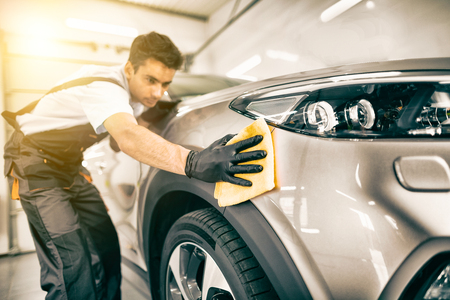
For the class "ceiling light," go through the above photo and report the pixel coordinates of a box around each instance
[226,55,261,82]
[320,0,363,23]
[66,18,138,37]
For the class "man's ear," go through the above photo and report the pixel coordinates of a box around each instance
[124,61,134,80]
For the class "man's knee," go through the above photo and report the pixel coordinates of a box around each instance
[87,218,121,273]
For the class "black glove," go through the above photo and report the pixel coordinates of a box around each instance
[140,100,181,123]
[185,134,267,186]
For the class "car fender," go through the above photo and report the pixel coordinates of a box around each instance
[139,168,314,300]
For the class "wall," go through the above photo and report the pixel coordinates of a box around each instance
[194,0,450,80]
[0,0,209,254]
[0,31,8,255]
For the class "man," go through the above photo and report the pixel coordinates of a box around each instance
[2,32,266,299]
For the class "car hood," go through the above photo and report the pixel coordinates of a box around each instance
[178,57,450,113]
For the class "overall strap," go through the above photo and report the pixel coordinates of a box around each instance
[1,77,124,130]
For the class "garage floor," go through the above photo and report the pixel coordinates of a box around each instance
[0,252,149,300]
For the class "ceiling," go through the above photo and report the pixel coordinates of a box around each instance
[116,0,232,21]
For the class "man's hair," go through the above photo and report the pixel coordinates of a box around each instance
[128,31,183,72]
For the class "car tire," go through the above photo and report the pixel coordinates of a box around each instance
[159,208,279,300]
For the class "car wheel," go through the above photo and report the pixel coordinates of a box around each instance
[160,208,279,300]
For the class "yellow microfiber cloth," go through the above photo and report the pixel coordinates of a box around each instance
[214,118,275,207]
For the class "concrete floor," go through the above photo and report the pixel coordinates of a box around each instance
[0,252,149,300]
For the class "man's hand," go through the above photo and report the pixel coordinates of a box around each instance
[185,134,267,186]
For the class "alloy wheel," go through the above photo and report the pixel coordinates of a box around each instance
[166,242,234,300]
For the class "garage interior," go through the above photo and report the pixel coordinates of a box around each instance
[1,0,450,299]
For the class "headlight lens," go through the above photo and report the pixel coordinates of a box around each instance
[424,264,450,299]
[345,99,376,130]
[304,101,337,132]
[229,81,450,138]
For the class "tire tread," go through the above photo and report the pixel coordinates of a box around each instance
[183,208,279,300]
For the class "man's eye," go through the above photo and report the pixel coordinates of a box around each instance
[148,78,156,83]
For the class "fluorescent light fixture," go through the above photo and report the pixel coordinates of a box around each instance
[320,0,362,23]
[266,50,299,62]
[226,55,261,82]
[66,18,138,37]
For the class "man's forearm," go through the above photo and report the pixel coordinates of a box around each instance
[116,124,190,175]
[104,112,189,175]
[104,112,266,185]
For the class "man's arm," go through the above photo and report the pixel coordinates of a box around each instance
[104,112,190,175]
[104,112,267,186]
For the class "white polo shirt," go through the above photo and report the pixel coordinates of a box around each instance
[16,64,144,135]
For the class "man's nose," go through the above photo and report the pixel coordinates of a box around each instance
[151,85,163,99]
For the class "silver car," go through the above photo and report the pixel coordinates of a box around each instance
[83,58,450,300]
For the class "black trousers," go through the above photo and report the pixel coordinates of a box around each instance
[8,170,121,300]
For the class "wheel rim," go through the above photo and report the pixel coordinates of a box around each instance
[166,242,234,300]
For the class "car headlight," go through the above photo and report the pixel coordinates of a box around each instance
[344,99,376,130]
[399,253,450,300]
[230,81,450,138]
[419,106,450,126]
[423,263,450,299]
[304,101,337,132]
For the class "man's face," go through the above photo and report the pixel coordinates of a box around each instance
[125,58,176,107]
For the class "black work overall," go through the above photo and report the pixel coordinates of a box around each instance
[2,78,123,300]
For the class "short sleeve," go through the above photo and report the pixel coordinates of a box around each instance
[77,81,133,134]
